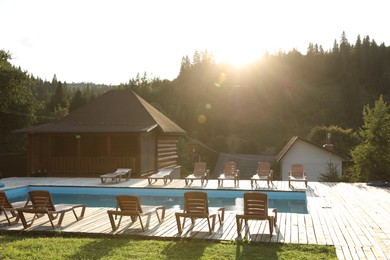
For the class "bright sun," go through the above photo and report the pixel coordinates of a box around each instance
[213,41,267,68]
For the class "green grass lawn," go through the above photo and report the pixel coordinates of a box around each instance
[0,233,337,259]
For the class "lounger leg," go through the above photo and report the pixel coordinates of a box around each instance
[273,209,278,225]
[175,214,182,233]
[3,210,20,225]
[236,216,242,236]
[17,210,40,229]
[71,205,86,221]
[218,208,225,224]
[207,215,216,233]
[138,215,145,231]
[17,211,29,228]
[155,206,165,222]
[108,211,122,231]
[269,217,274,235]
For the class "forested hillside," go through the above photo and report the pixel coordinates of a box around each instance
[1,33,390,156]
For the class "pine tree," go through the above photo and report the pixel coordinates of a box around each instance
[351,96,390,181]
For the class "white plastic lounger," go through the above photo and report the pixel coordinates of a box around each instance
[100,168,132,183]
[148,168,174,185]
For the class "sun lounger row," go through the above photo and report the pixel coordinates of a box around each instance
[1,190,277,237]
[98,162,307,189]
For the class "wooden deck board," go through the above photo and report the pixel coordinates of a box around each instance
[1,178,390,260]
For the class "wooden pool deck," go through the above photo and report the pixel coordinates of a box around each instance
[1,177,389,260]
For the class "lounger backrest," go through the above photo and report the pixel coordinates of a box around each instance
[0,191,13,209]
[28,190,56,211]
[116,195,142,213]
[257,162,270,177]
[193,162,206,176]
[224,162,237,176]
[243,192,268,217]
[116,168,131,174]
[184,192,209,215]
[291,164,304,178]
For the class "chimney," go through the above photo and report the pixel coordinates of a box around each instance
[323,143,334,151]
[323,132,334,151]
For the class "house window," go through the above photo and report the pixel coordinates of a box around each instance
[52,136,77,157]
[111,135,137,157]
[81,136,107,157]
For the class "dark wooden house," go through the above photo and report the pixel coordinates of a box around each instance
[14,90,186,177]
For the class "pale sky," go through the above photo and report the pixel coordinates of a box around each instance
[1,0,389,85]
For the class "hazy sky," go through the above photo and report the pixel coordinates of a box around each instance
[1,0,389,85]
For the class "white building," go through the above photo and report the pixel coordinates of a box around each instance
[276,136,348,182]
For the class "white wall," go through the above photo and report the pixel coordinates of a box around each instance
[280,139,344,182]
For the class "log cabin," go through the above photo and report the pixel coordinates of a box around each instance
[13,90,186,177]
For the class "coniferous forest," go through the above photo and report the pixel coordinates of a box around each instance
[1,33,390,180]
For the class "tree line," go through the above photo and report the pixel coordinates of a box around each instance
[1,32,389,181]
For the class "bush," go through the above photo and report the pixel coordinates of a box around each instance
[319,161,340,182]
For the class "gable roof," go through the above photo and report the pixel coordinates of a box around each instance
[276,136,348,162]
[14,90,186,134]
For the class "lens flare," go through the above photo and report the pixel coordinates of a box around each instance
[215,72,226,87]
[205,103,212,110]
[197,114,207,124]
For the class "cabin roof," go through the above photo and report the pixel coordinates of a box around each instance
[276,136,348,162]
[14,90,186,135]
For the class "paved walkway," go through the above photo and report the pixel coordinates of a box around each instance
[0,177,389,260]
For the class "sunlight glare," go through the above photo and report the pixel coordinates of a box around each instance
[215,44,264,68]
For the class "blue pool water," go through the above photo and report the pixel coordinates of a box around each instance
[5,186,308,214]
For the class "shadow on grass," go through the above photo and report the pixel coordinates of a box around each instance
[161,240,208,259]
[68,237,131,259]
[235,241,280,259]
[236,241,337,260]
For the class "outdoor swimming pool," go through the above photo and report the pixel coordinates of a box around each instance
[5,186,308,213]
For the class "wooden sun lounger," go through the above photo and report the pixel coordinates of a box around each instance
[0,191,31,225]
[17,190,86,229]
[288,164,308,188]
[107,195,165,231]
[184,162,209,186]
[175,191,225,234]
[217,162,240,187]
[147,168,174,185]
[236,192,277,237]
[100,168,132,183]
[250,162,273,188]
